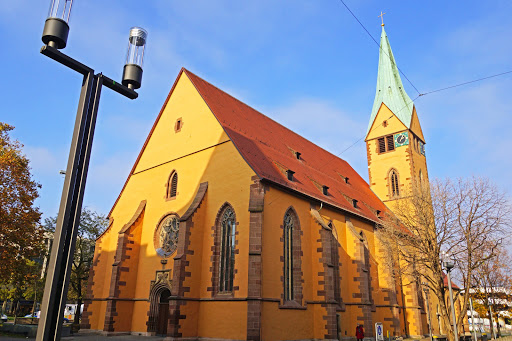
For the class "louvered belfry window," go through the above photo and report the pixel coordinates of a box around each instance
[378,137,386,153]
[386,135,395,151]
[390,169,400,197]
[378,134,396,154]
[284,211,294,301]
[168,172,178,198]
[219,206,236,292]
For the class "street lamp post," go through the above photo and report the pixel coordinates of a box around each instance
[422,283,433,341]
[443,254,459,341]
[36,1,147,340]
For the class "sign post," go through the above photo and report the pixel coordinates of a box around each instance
[376,323,384,341]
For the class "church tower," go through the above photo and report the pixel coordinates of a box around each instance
[366,24,435,338]
[366,25,428,209]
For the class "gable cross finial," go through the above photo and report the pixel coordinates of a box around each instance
[379,11,386,26]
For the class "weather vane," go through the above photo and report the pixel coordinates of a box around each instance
[378,11,386,26]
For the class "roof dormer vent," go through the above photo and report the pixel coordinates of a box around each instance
[345,177,349,184]
[295,151,301,160]
[322,185,329,196]
[352,199,358,208]
[286,170,295,181]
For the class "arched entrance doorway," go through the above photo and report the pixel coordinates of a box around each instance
[157,289,170,335]
[146,269,172,335]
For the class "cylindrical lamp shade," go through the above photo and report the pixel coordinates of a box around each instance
[47,0,73,22]
[42,0,73,49]
[122,27,148,90]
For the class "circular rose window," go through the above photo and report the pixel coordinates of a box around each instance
[155,215,180,258]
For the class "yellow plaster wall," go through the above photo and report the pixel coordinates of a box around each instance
[259,184,408,340]
[409,108,425,142]
[366,104,407,141]
[134,73,230,173]
[87,71,255,337]
[260,186,319,340]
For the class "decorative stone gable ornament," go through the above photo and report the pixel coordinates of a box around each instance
[154,215,179,257]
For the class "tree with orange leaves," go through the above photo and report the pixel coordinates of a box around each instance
[0,122,43,283]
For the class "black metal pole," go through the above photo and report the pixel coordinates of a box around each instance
[37,44,137,341]
[36,73,102,341]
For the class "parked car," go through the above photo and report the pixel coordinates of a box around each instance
[1,314,7,322]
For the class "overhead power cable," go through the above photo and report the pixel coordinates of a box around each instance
[418,70,512,97]
[337,0,421,96]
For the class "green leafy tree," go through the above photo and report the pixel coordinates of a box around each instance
[45,208,108,324]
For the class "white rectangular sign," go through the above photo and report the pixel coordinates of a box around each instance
[375,322,384,341]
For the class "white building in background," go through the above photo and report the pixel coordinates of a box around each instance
[467,287,512,334]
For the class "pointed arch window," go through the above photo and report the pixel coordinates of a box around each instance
[219,206,236,292]
[284,211,294,301]
[390,169,400,197]
[282,208,302,305]
[167,171,178,199]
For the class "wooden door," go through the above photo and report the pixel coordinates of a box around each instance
[157,289,171,335]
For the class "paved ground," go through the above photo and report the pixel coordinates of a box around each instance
[0,330,165,340]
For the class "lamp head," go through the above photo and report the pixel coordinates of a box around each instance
[122,27,148,90]
[441,251,455,271]
[42,0,73,49]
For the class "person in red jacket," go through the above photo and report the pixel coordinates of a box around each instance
[356,324,365,341]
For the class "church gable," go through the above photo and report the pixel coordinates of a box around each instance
[366,103,408,141]
[134,71,230,174]
[409,107,425,142]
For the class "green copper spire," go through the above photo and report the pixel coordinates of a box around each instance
[367,26,414,135]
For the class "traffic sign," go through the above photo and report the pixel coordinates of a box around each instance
[375,322,384,341]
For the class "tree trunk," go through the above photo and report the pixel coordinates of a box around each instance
[496,315,501,338]
[488,306,495,339]
[73,298,82,325]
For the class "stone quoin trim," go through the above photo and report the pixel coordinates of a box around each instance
[81,217,113,330]
[311,207,343,339]
[103,200,146,333]
[347,218,375,337]
[376,242,401,336]
[247,176,265,341]
[166,182,208,337]
[208,202,240,297]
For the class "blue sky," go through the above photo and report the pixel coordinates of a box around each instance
[2,0,512,225]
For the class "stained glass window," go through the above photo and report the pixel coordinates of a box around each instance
[158,215,179,257]
[284,211,294,301]
[219,207,236,292]
[390,169,400,197]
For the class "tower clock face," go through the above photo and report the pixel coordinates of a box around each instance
[394,132,409,148]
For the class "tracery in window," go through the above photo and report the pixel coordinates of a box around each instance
[155,215,180,258]
[219,206,236,292]
[283,211,294,301]
[390,169,400,197]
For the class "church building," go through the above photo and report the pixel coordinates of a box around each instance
[82,26,437,340]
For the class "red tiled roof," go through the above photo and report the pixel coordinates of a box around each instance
[184,69,389,223]
[443,273,461,290]
[109,68,391,223]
